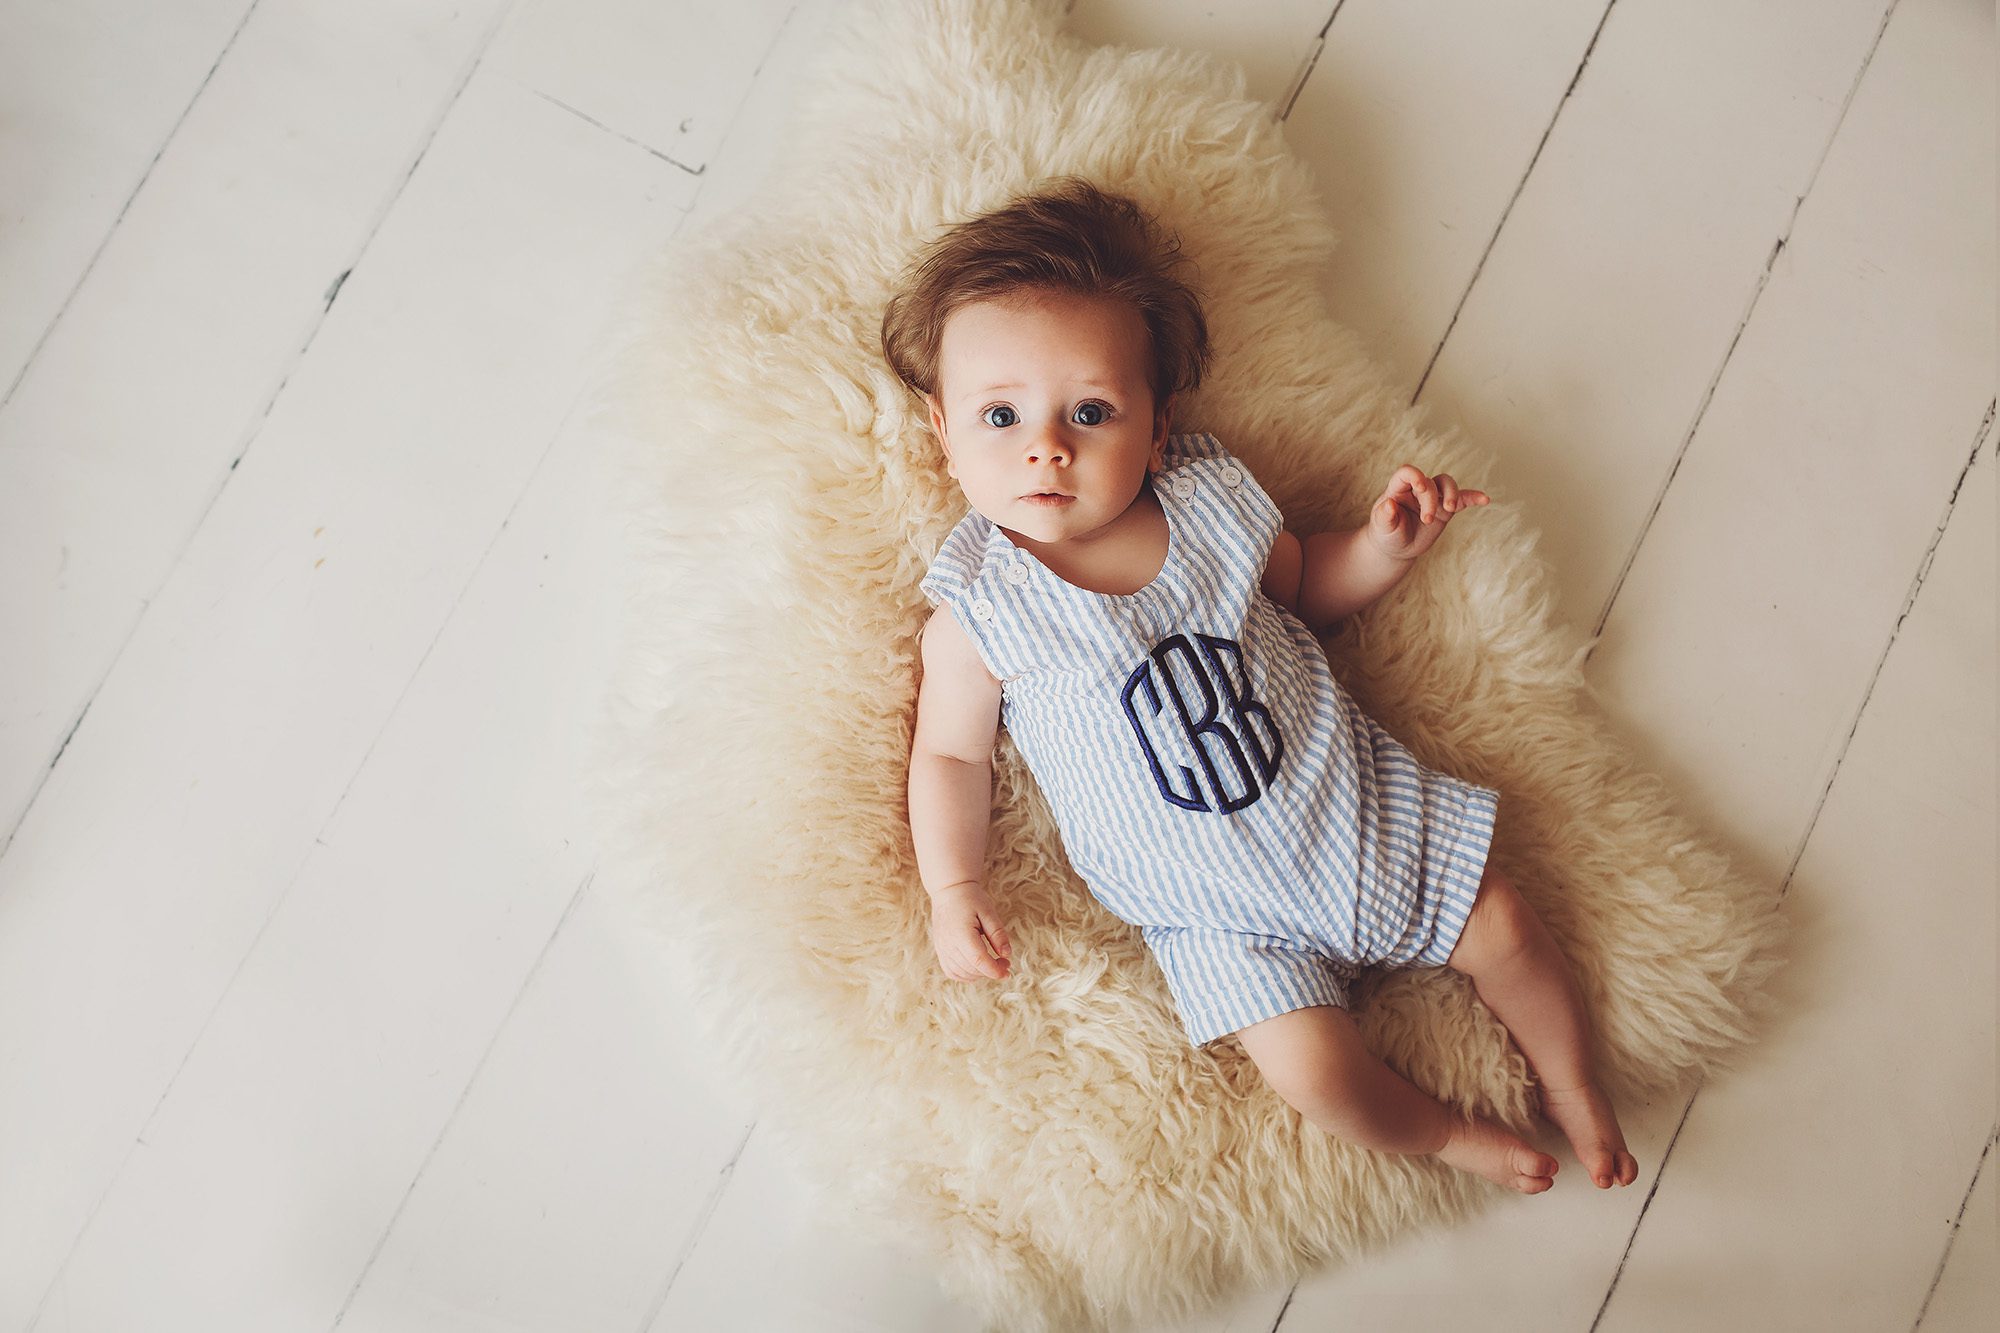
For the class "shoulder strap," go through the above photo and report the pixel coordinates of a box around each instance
[919,508,991,609]
[1164,432,1284,556]
[1161,431,1226,466]
[919,509,1015,684]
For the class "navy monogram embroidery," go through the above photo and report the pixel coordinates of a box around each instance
[1119,632,1283,812]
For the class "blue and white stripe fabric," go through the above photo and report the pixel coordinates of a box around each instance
[919,432,1499,1047]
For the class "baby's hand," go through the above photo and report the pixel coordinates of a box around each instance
[929,881,1012,982]
[1366,463,1490,562]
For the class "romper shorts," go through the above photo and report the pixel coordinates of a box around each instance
[1143,769,1500,1048]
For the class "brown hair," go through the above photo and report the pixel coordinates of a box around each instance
[879,176,1211,416]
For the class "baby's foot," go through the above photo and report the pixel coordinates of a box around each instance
[1435,1113,1560,1194]
[1539,1081,1639,1188]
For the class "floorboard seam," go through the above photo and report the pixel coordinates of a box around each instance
[521,82,704,175]
[1910,1124,1998,1330]
[329,868,598,1329]
[1274,0,1346,125]
[640,1120,759,1332]
[0,0,263,414]
[1410,0,1625,410]
[1776,408,1991,887]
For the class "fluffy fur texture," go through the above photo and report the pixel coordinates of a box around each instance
[582,1,1789,1327]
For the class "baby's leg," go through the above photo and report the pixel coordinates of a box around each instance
[1233,1003,1559,1194]
[1445,865,1639,1188]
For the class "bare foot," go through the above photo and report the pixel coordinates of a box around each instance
[1435,1113,1560,1194]
[1539,1081,1638,1188]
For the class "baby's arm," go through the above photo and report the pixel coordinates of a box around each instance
[1261,528,1305,615]
[1292,527,1411,630]
[908,608,1012,980]
[1264,465,1490,631]
[1262,526,1375,629]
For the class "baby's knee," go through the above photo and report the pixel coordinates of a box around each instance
[1237,1005,1353,1096]
[1449,867,1539,975]
[1235,1006,1442,1148]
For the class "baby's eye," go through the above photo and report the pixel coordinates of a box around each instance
[979,404,1018,428]
[1074,401,1110,426]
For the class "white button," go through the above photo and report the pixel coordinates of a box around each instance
[1171,476,1196,500]
[970,598,995,621]
[1003,562,1029,584]
[1219,465,1243,488]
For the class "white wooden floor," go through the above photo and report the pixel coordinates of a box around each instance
[1,0,1993,1328]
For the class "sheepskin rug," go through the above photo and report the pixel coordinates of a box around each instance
[582,1,1789,1328]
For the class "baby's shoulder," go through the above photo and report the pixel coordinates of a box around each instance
[919,506,998,606]
[920,602,1001,687]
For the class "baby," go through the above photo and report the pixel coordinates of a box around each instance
[886,177,1636,1195]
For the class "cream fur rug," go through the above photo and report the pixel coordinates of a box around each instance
[583,1,1788,1328]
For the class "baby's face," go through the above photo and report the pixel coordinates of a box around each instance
[925,289,1170,547]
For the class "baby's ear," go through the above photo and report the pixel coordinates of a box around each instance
[923,393,956,474]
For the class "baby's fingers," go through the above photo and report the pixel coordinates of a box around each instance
[1431,475,1493,519]
[1440,478,1488,508]
[942,926,1008,981]
[978,912,1012,962]
[940,946,983,982]
[1386,464,1438,522]
[973,928,1011,979]
[955,950,1008,981]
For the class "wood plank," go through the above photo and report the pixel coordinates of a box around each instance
[485,0,798,170]
[1596,438,1995,1326]
[0,0,515,846]
[647,1123,985,1332]
[0,68,695,1326]
[0,0,244,388]
[329,884,761,1332]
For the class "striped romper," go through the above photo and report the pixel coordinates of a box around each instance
[919,432,1500,1047]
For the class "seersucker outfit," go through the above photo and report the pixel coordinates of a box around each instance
[918,431,1499,1047]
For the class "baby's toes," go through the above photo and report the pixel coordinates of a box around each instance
[1589,1146,1641,1188]
[1510,1144,1560,1191]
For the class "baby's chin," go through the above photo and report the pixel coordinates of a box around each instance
[986,501,1076,545]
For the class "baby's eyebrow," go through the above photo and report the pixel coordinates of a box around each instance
[963,379,1122,400]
